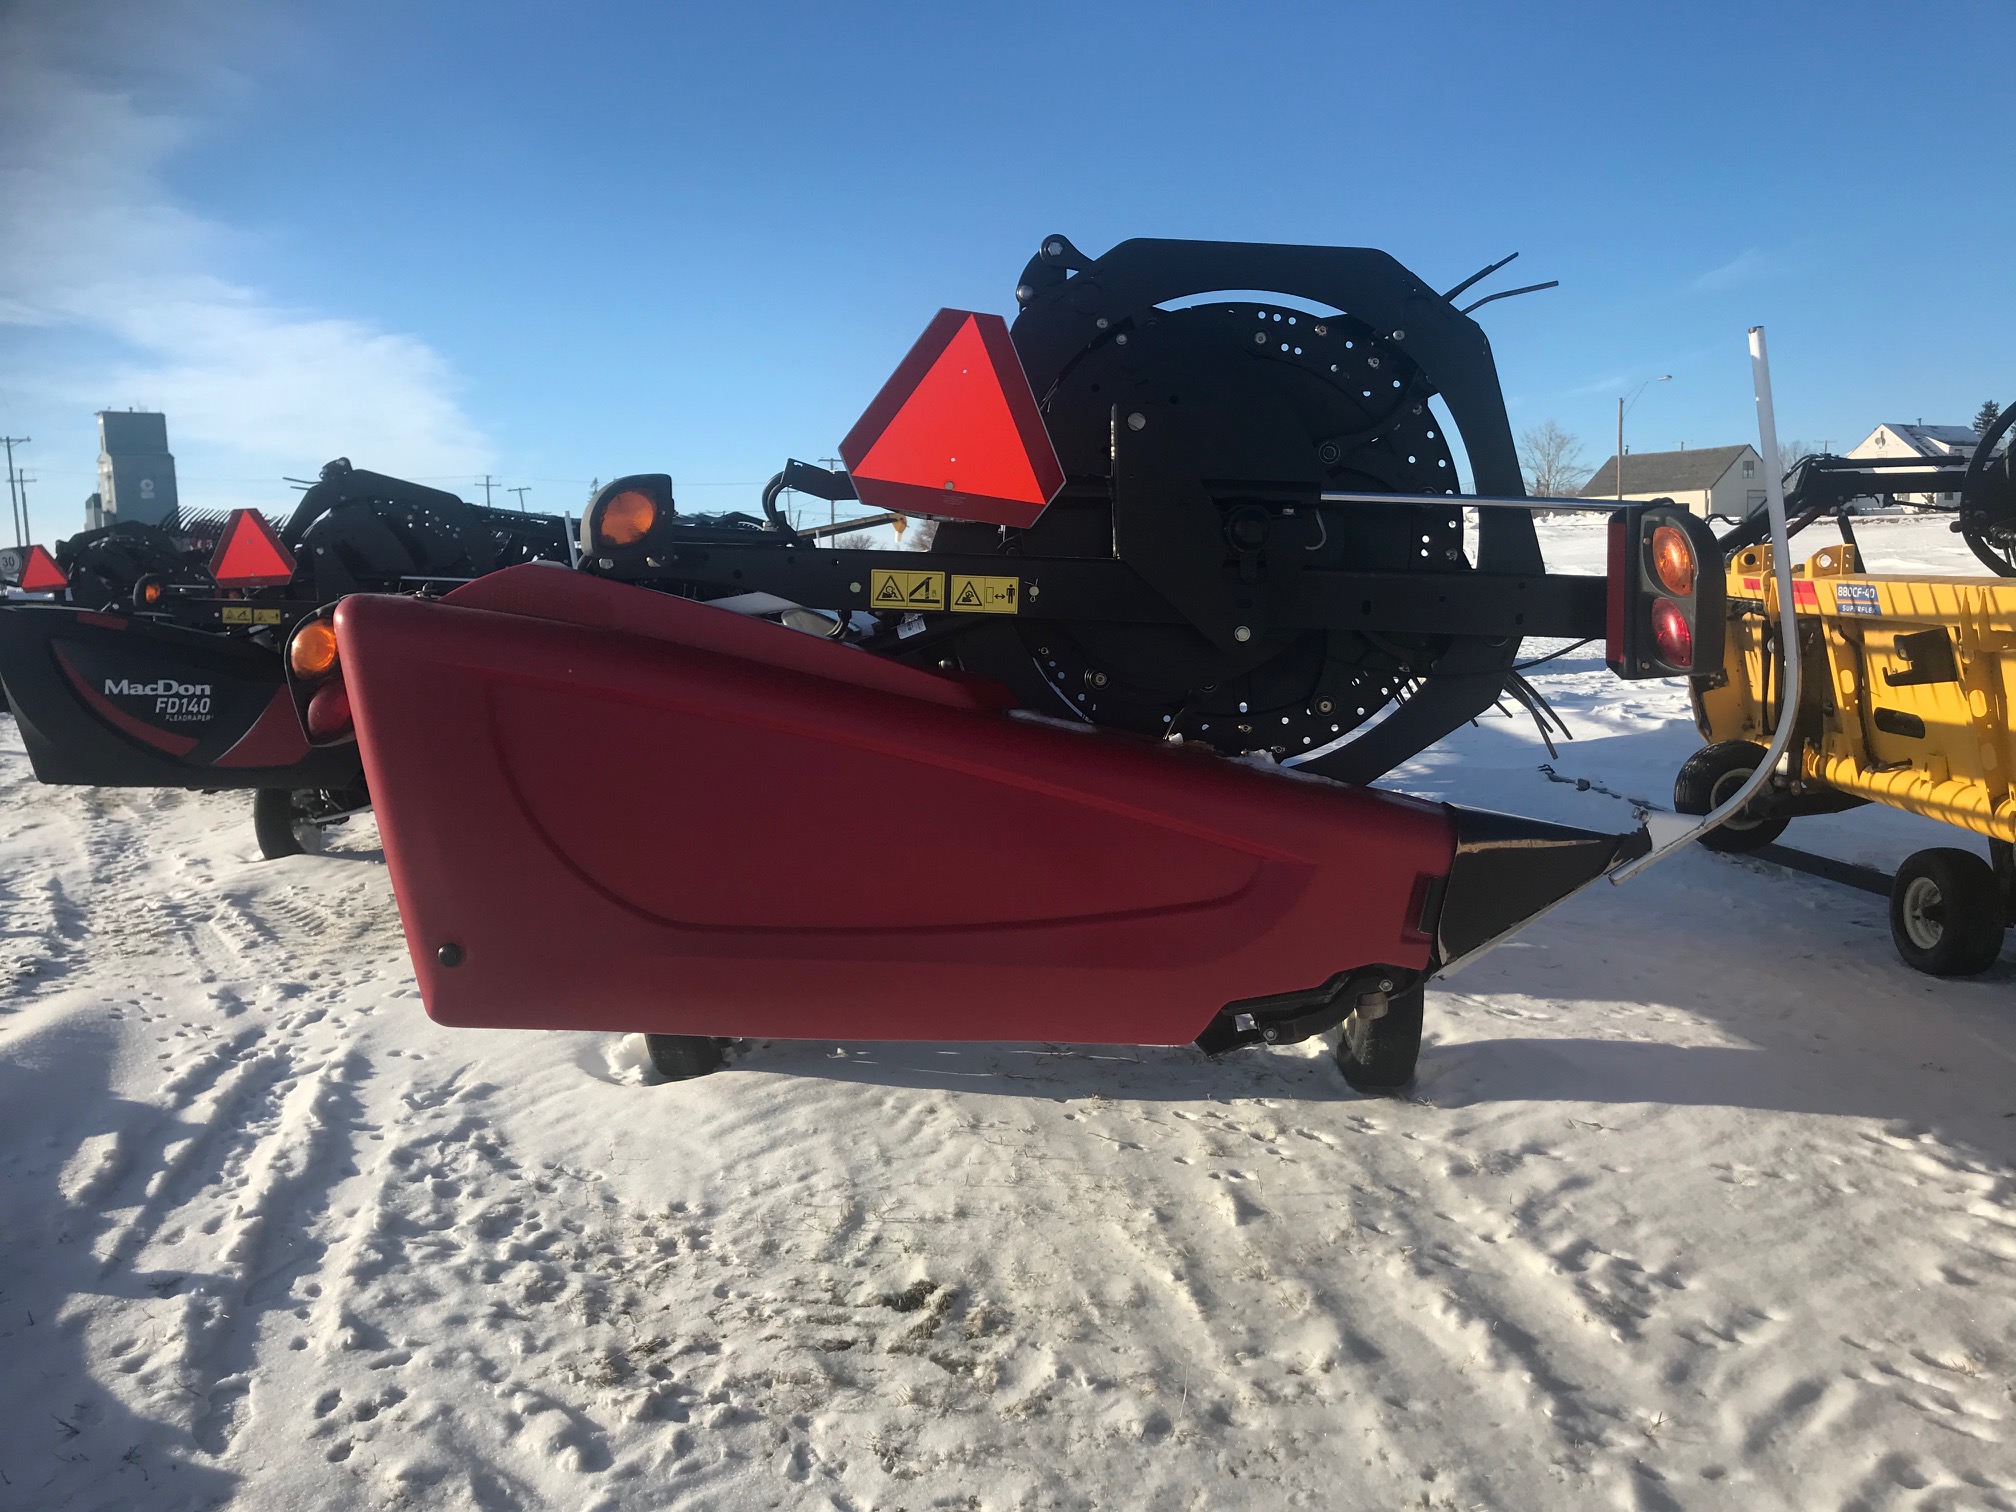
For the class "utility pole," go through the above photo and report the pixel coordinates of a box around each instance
[2,436,29,547]
[478,474,498,507]
[1615,397,1625,502]
[16,473,33,545]
[1615,377,1671,500]
[508,486,531,511]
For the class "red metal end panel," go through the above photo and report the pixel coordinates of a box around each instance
[1604,512,1626,671]
[442,565,1015,712]
[837,309,1065,529]
[337,593,1454,1046]
[209,509,296,589]
[215,687,311,768]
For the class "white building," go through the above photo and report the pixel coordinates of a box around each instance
[1579,444,1765,519]
[1846,423,1977,508]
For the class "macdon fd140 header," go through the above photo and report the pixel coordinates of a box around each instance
[276,234,1734,1091]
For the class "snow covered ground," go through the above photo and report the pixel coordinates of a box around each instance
[4,515,2016,1511]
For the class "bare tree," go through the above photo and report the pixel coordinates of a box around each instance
[830,531,880,551]
[1517,421,1590,498]
[1773,439,1824,476]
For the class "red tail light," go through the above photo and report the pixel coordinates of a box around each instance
[1651,598,1692,665]
[1605,502,1722,679]
[306,681,353,741]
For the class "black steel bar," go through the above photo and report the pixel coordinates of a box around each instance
[593,549,1610,641]
[1751,843,1891,898]
[1319,489,1617,514]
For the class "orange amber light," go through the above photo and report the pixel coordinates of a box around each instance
[598,490,657,547]
[289,619,340,680]
[1651,524,1695,596]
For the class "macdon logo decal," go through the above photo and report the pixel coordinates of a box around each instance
[103,678,212,697]
[102,677,216,723]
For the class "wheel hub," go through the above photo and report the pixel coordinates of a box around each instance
[1707,765,1763,828]
[1901,875,1948,949]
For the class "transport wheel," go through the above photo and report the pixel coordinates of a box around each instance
[1335,981,1424,1094]
[253,788,312,860]
[1889,849,2005,976]
[1673,741,1788,854]
[645,1034,724,1081]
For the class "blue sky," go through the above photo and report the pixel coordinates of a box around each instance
[4,0,2012,541]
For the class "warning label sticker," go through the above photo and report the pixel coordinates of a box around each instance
[220,605,284,625]
[1834,582,1881,616]
[949,574,1020,614]
[870,570,945,611]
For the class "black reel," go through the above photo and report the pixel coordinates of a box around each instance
[1961,404,2016,576]
[54,520,216,610]
[282,459,574,596]
[931,235,1537,784]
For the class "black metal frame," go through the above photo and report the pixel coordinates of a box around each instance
[1718,426,2016,577]
[583,235,1633,782]
[590,542,1606,643]
[1008,235,1543,782]
[0,459,578,795]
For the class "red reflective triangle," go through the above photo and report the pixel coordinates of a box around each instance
[839,310,1064,530]
[209,509,296,588]
[20,544,66,592]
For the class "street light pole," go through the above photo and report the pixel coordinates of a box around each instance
[1616,376,1672,500]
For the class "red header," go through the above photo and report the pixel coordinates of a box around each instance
[209,509,296,588]
[839,310,1065,530]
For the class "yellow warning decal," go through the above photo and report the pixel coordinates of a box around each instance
[220,605,284,625]
[949,574,1020,614]
[869,569,945,611]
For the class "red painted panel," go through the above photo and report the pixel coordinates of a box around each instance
[336,582,1455,1046]
[443,565,1015,712]
[214,687,311,768]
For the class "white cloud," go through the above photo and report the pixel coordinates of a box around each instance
[1688,247,1771,294]
[0,0,490,493]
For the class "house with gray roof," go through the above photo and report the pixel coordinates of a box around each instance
[1847,423,1977,507]
[1579,444,1764,519]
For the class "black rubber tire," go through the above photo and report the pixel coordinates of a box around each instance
[645,1034,724,1081]
[1889,848,2005,976]
[1335,981,1424,1094]
[1674,740,1789,854]
[253,788,306,860]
